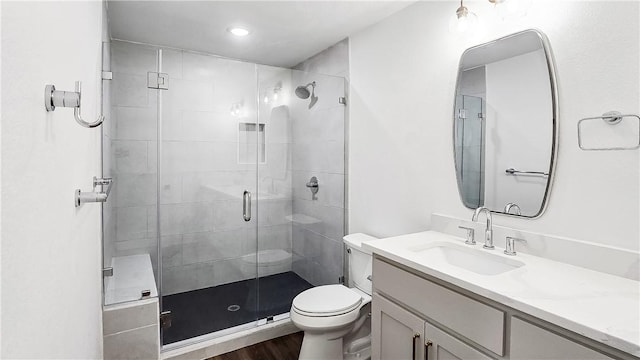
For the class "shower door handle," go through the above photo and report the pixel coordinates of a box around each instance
[243,190,251,221]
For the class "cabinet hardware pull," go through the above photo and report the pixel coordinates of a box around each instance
[412,333,421,360]
[425,340,433,360]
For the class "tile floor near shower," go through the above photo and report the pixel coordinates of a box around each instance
[162,272,312,345]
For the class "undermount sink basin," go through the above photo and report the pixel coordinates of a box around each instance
[409,242,525,275]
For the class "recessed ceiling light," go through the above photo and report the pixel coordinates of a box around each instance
[227,27,250,37]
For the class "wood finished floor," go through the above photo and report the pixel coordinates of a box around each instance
[208,332,304,360]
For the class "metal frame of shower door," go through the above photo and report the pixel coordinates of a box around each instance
[342,75,349,286]
[100,40,108,307]
[253,63,261,329]
[156,48,164,341]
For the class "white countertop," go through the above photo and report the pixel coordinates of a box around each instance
[363,231,640,356]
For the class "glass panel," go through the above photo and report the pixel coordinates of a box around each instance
[103,41,159,306]
[159,49,259,346]
[454,94,485,208]
[254,66,346,320]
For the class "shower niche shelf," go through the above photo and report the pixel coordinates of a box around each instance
[238,122,266,164]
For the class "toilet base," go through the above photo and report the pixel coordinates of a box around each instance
[299,331,347,360]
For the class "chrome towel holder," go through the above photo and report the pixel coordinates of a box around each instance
[577,111,640,151]
[505,168,549,177]
[44,81,104,128]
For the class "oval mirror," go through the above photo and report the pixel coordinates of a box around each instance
[453,29,558,217]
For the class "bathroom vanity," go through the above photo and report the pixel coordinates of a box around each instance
[364,231,640,360]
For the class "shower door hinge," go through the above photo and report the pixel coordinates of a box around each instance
[339,97,347,105]
[102,267,113,277]
[160,311,172,329]
[147,72,169,90]
[101,71,113,80]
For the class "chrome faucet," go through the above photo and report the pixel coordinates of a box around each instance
[504,236,526,256]
[472,207,494,250]
[504,202,521,215]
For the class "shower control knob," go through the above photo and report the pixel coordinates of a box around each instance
[306,176,319,198]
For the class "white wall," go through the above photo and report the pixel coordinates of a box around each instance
[349,1,639,252]
[484,49,552,215]
[1,1,105,358]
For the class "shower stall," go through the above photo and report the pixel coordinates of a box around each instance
[102,41,347,348]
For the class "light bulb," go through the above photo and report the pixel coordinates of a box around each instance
[227,27,250,37]
[449,3,479,34]
[230,103,243,117]
[493,0,531,20]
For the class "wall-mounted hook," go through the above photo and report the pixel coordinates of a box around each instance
[75,176,113,207]
[45,81,104,128]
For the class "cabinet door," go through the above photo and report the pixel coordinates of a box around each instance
[510,317,614,360]
[425,323,492,360]
[372,294,425,360]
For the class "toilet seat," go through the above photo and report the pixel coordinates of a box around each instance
[292,285,363,317]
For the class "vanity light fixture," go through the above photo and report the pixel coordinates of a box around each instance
[273,85,281,101]
[450,0,531,33]
[449,0,478,34]
[227,27,250,37]
[230,102,243,117]
[262,85,282,105]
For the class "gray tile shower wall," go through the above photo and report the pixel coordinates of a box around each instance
[291,39,349,286]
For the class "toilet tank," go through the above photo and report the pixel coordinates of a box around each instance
[343,233,378,295]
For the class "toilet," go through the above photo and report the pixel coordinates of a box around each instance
[290,233,377,360]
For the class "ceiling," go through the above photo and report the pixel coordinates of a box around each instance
[107,1,415,68]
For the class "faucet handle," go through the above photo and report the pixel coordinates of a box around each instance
[504,236,526,256]
[458,226,476,245]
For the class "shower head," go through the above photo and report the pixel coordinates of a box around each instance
[295,81,316,99]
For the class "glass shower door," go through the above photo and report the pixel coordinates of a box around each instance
[253,66,346,321]
[159,49,260,346]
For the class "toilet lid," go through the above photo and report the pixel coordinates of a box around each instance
[292,285,363,317]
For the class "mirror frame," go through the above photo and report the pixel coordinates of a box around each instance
[452,29,559,218]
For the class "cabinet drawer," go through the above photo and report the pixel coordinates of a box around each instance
[511,317,614,360]
[373,258,505,355]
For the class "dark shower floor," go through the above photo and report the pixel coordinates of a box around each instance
[162,271,313,345]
